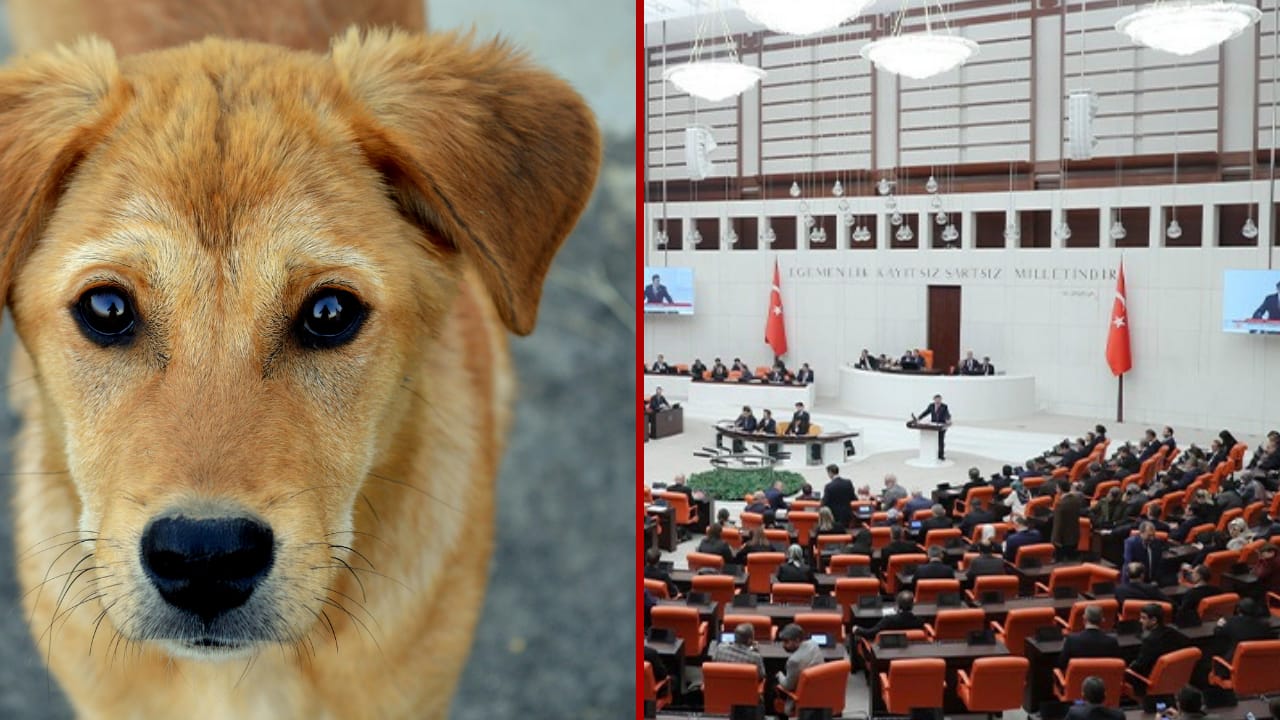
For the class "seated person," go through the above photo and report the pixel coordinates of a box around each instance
[852,591,925,640]
[765,363,787,383]
[710,622,766,680]
[880,474,907,509]
[814,507,846,536]
[854,349,878,370]
[958,350,981,375]
[650,355,671,374]
[756,408,778,435]
[898,349,920,370]
[737,364,754,382]
[841,517,874,556]
[903,489,931,518]
[796,483,819,501]
[1091,486,1128,528]
[1253,542,1280,593]
[966,526,1007,579]
[1174,564,1221,627]
[733,406,757,432]
[709,358,729,381]
[696,524,735,565]
[1002,515,1043,564]
[1211,597,1274,677]
[978,356,995,375]
[1128,603,1189,690]
[763,480,788,512]
[689,357,706,378]
[744,492,773,524]
[1167,686,1215,720]
[643,547,679,598]
[1065,676,1123,720]
[920,504,953,532]
[912,546,954,581]
[1114,563,1169,607]
[958,498,997,539]
[1058,605,1122,669]
[881,525,920,564]
[733,528,774,565]
[776,544,817,586]
[794,363,814,384]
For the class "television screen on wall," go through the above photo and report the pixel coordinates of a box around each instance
[643,266,695,315]
[1223,269,1280,334]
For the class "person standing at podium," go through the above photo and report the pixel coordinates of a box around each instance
[914,394,952,461]
[648,387,671,412]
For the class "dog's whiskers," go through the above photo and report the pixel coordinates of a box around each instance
[365,472,466,515]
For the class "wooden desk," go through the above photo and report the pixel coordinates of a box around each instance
[655,599,719,625]
[649,406,684,439]
[866,640,1011,715]
[1123,696,1274,719]
[646,505,677,552]
[741,603,842,627]
[645,638,687,696]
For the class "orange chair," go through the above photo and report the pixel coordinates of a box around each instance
[1230,442,1248,471]
[1124,647,1201,697]
[955,486,996,518]
[834,577,882,624]
[740,512,765,533]
[880,658,945,715]
[1120,600,1173,623]
[795,612,844,644]
[911,509,935,522]
[923,528,963,550]
[702,662,764,715]
[691,574,736,614]
[968,522,1014,545]
[915,579,961,605]
[814,534,853,564]
[1120,472,1143,492]
[1057,599,1119,633]
[643,486,654,504]
[746,553,786,595]
[968,575,1020,603]
[1054,658,1125,706]
[686,552,725,573]
[1217,507,1245,533]
[643,661,671,712]
[1138,455,1161,485]
[926,608,986,641]
[870,527,892,549]
[651,605,708,659]
[788,512,819,547]
[771,583,815,606]
[1091,480,1120,503]
[1241,539,1267,565]
[1077,517,1093,554]
[1158,491,1185,520]
[1209,639,1280,695]
[850,500,876,517]
[722,527,744,551]
[1014,543,1055,567]
[827,554,871,575]
[1051,467,1069,481]
[1086,562,1120,590]
[1035,565,1093,597]
[723,613,773,641]
[791,499,820,512]
[956,657,1030,716]
[883,553,927,594]
[1185,523,1215,544]
[657,491,699,530]
[777,659,850,717]
[1205,549,1241,587]
[992,606,1057,657]
[1244,502,1267,529]
[1069,457,1092,484]
[1198,593,1239,623]
[643,578,670,599]
[869,511,890,525]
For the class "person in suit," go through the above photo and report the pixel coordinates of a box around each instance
[852,591,926,640]
[710,357,729,381]
[820,464,855,530]
[915,394,952,460]
[795,363,814,384]
[1058,605,1122,669]
[1211,597,1275,677]
[1129,603,1189,687]
[1115,563,1170,607]
[920,504,953,533]
[1065,676,1125,720]
[912,546,954,582]
[763,480,788,513]
[774,624,824,716]
[737,364,754,382]
[903,489,931,518]
[649,354,670,373]
[731,358,748,373]
[696,524,735,565]
[1175,564,1222,627]
[881,525,920,564]
[1121,522,1167,583]
[1137,429,1161,464]
[979,356,995,375]
[966,533,1008,579]
[1058,441,1086,470]
[689,357,706,379]
[1251,279,1280,320]
[1003,515,1043,563]
[959,350,981,375]
[1169,686,1221,720]
[855,349,878,370]
[765,364,787,383]
[1160,426,1177,452]
[756,409,778,436]
[647,387,670,412]
[664,474,695,503]
[1253,542,1280,593]
[958,498,998,539]
[1052,482,1084,561]
[1092,486,1128,528]
[1205,438,1229,472]
[643,274,674,304]
[776,545,817,585]
[880,474,907,510]
[899,349,920,370]
[733,406,757,432]
[643,548,679,598]
[786,402,811,436]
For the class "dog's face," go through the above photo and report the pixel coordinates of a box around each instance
[0,31,598,659]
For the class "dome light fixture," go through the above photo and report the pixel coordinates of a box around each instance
[664,3,766,102]
[738,0,873,36]
[861,2,978,81]
[1115,0,1261,56]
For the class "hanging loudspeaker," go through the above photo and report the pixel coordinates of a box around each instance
[684,125,718,181]
[1066,90,1098,161]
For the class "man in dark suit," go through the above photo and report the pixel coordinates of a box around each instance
[912,546,954,581]
[1064,676,1125,720]
[644,274,674,304]
[650,355,671,373]
[1052,482,1084,561]
[1252,279,1280,320]
[959,351,981,375]
[1137,429,1161,464]
[852,591,926,640]
[644,548,679,597]
[710,358,729,381]
[763,480,788,513]
[1114,563,1169,607]
[689,358,707,379]
[821,464,855,530]
[786,402,811,436]
[648,387,671,412]
[915,394,952,460]
[765,364,787,383]
[1175,564,1222,627]
[733,406,757,432]
[1003,515,1043,563]
[1211,597,1275,676]
[1121,522,1167,583]
[920,504,953,532]
[979,356,995,375]
[881,526,921,564]
[958,498,997,539]
[1058,605,1122,669]
[757,409,778,435]
[665,474,695,504]
[855,349,878,370]
[795,363,814,384]
[966,541,1007,580]
[1129,603,1189,686]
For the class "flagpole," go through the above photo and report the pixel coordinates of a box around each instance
[1117,374,1124,424]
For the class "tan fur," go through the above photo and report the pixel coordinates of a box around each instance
[0,2,599,718]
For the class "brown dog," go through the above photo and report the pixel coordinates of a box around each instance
[0,1,600,717]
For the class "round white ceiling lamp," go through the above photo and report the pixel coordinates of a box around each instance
[861,1,978,81]
[664,2,766,103]
[1115,1,1260,56]
[738,0,873,36]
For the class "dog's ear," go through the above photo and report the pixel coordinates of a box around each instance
[331,29,601,335]
[0,38,125,304]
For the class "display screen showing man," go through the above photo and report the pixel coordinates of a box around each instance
[1252,279,1280,320]
[644,273,674,305]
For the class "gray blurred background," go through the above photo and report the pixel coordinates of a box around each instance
[0,1,635,718]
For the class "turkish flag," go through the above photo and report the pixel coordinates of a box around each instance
[1106,261,1132,375]
[765,259,788,357]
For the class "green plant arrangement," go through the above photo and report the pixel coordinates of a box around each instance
[687,468,806,501]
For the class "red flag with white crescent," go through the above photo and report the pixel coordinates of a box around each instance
[1106,262,1132,375]
[765,259,788,357]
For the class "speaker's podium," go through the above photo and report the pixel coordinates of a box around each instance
[905,418,952,468]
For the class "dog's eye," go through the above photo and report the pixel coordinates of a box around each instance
[74,287,136,345]
[295,289,365,349]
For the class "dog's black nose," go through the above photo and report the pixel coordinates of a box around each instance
[141,516,274,622]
